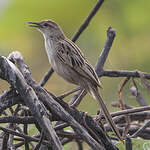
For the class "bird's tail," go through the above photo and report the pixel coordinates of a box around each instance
[90,87,122,142]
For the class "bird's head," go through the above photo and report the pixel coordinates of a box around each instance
[28,20,64,38]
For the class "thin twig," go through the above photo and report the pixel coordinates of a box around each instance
[58,87,80,99]
[111,102,133,109]
[76,140,83,150]
[34,131,45,150]
[111,105,150,117]
[95,27,116,74]
[113,111,150,125]
[0,126,50,145]
[130,120,150,138]
[106,124,150,139]
[130,78,147,106]
[0,116,35,124]
[72,0,104,42]
[117,77,131,137]
[39,68,54,87]
[69,89,86,106]
[101,69,150,79]
[138,70,150,93]
[54,123,69,131]
[24,110,30,150]
[125,136,132,150]
[1,132,9,150]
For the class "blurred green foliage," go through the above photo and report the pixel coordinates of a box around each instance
[1,0,150,112]
[0,0,150,149]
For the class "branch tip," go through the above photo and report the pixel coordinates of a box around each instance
[107,27,116,38]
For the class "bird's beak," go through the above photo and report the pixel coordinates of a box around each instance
[28,22,42,28]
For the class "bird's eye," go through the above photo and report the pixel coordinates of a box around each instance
[43,23,49,27]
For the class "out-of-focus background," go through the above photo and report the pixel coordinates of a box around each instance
[0,0,150,114]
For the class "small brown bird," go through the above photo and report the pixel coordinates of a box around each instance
[28,20,122,141]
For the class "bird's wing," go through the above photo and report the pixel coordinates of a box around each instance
[56,38,101,87]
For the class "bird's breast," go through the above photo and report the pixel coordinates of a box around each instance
[44,39,56,66]
[45,39,53,59]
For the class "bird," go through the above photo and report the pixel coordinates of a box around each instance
[28,20,122,141]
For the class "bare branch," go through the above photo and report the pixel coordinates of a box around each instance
[130,120,150,138]
[39,68,54,87]
[130,86,148,106]
[111,105,150,117]
[72,0,104,42]
[0,126,49,145]
[58,87,80,99]
[113,111,150,124]
[125,137,132,150]
[101,69,150,79]
[0,56,63,150]
[0,89,23,114]
[95,27,116,74]
[0,116,35,124]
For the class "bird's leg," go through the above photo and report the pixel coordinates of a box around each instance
[70,89,86,107]
[58,87,81,99]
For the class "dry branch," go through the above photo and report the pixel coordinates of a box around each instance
[8,51,117,150]
[0,56,63,150]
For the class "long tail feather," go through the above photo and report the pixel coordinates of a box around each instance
[91,88,123,142]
